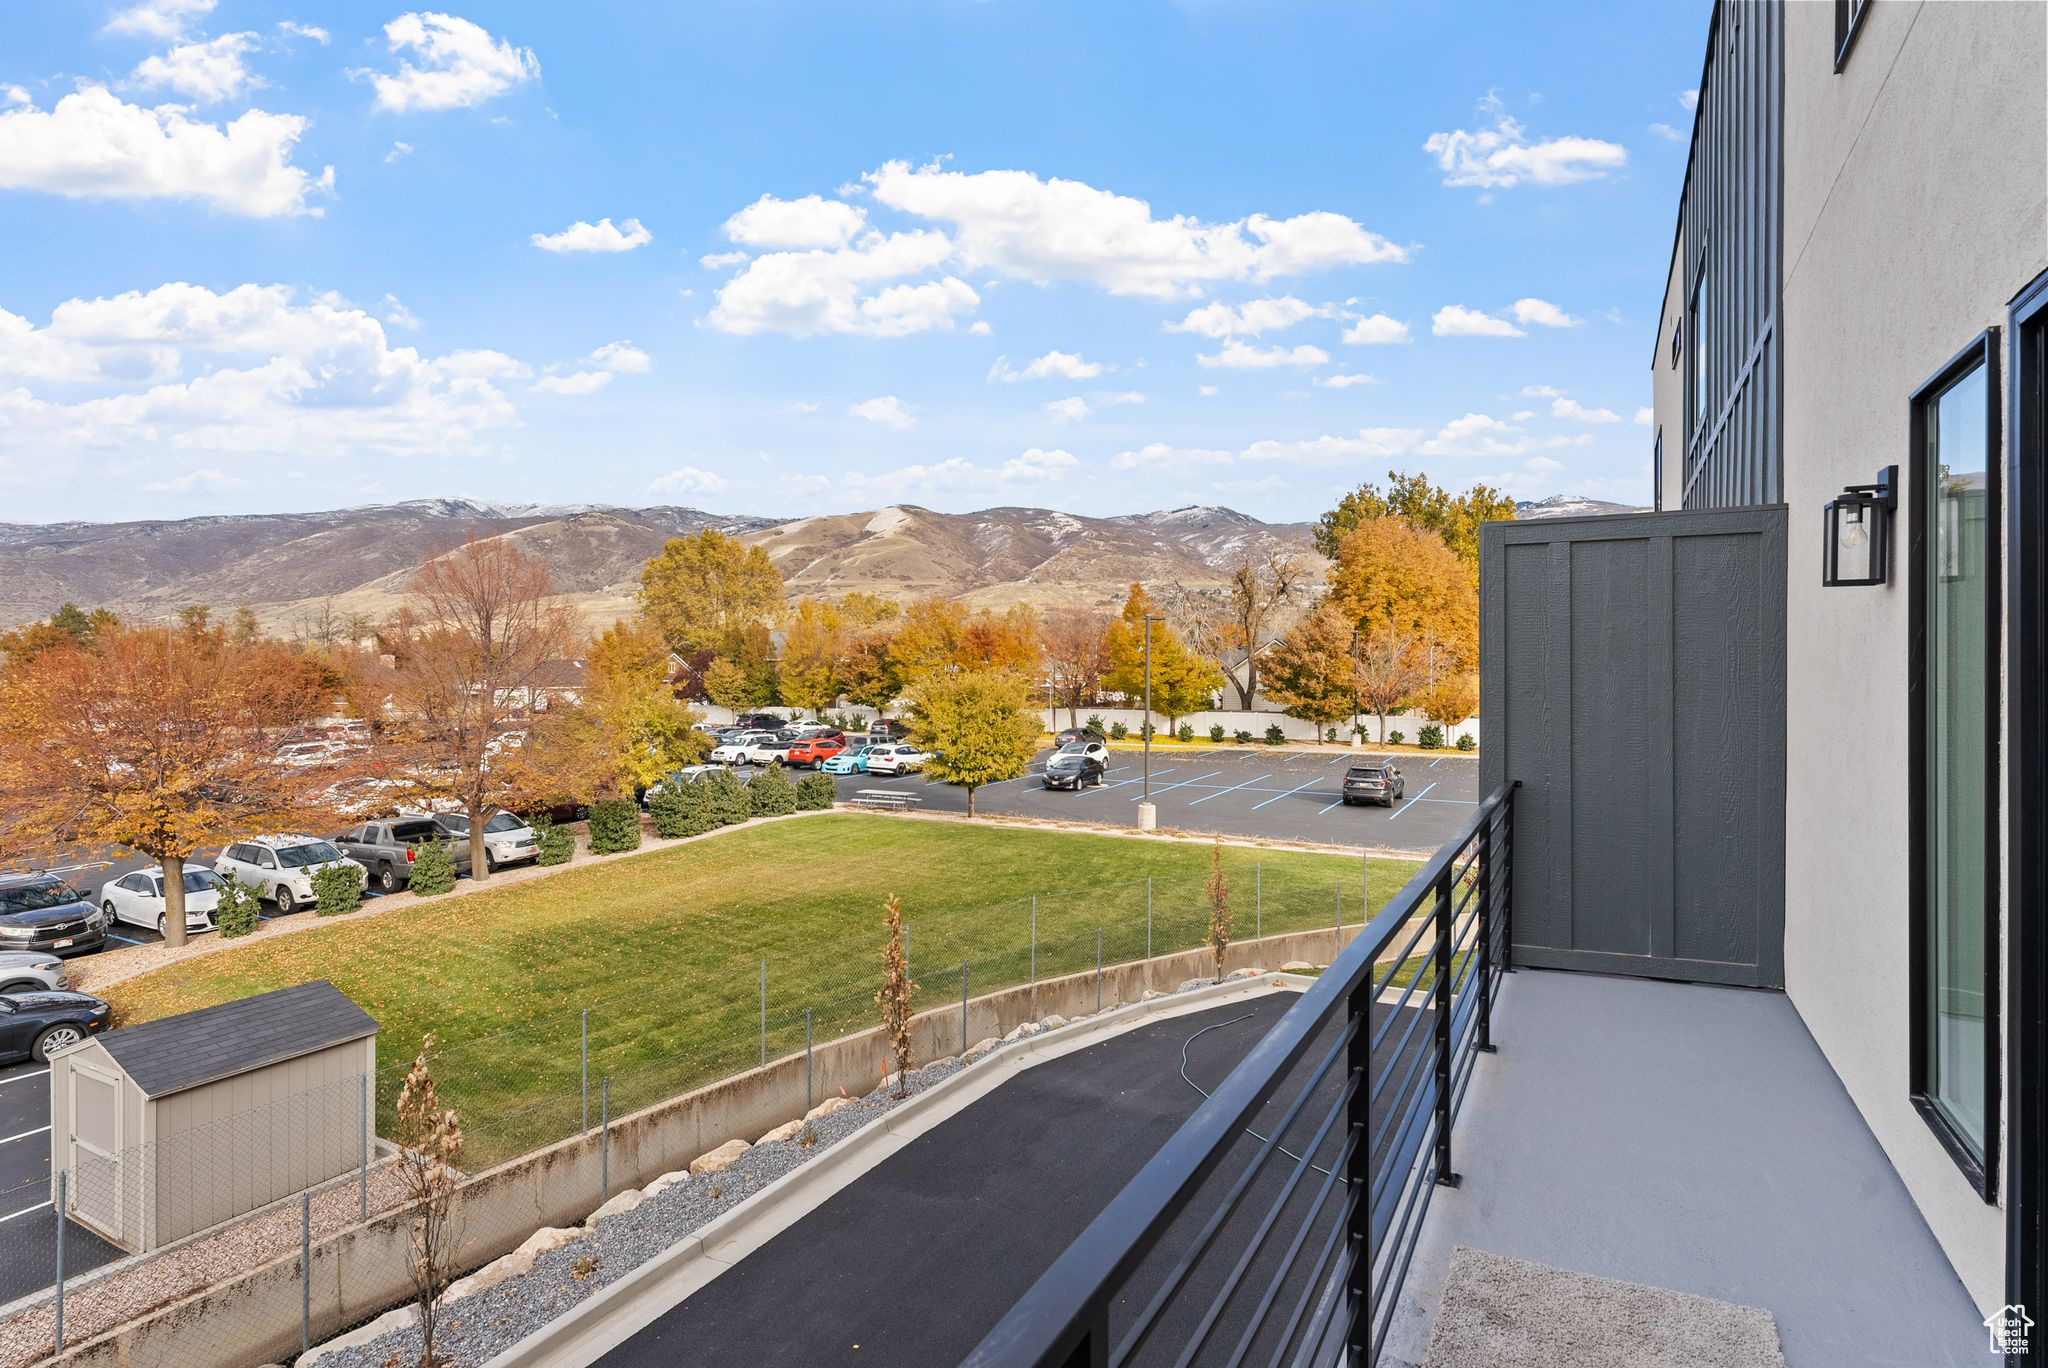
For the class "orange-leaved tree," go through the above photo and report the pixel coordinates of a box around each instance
[0,621,342,947]
[1327,518,1477,672]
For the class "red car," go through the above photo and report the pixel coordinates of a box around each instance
[786,736,847,768]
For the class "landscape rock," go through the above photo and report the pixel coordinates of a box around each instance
[756,1119,805,1146]
[805,1096,855,1121]
[964,1037,1000,1060]
[1280,961,1318,974]
[1228,967,1262,980]
[1140,989,1167,1001]
[1039,1014,1069,1030]
[301,1304,417,1366]
[586,1190,644,1225]
[1177,977,1214,993]
[642,1170,688,1199]
[513,1225,586,1262]
[689,1139,750,1175]
[1002,1021,1044,1042]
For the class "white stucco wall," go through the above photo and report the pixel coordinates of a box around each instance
[1780,0,2047,1313]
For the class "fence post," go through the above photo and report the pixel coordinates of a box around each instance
[300,1190,311,1358]
[1030,896,1037,987]
[1432,863,1461,1189]
[805,1009,814,1112]
[1146,877,1153,962]
[904,924,911,988]
[580,1008,590,1135]
[53,1171,64,1357]
[358,1073,369,1223]
[961,962,969,1054]
[601,1077,611,1200]
[1502,784,1518,972]
[1334,885,1342,961]
[759,960,767,1069]
[1255,861,1261,946]
[1095,928,1103,1013]
[1476,810,1497,1055]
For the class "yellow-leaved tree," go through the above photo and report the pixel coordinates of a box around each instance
[1326,520,1477,672]
[572,617,707,795]
[907,670,1041,817]
[780,598,848,718]
[638,529,784,658]
[1101,584,1222,733]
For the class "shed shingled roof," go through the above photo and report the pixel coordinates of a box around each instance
[95,981,377,1099]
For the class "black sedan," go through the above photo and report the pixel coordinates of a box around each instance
[1042,748,1108,790]
[0,990,112,1064]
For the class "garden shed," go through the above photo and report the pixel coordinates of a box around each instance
[47,980,378,1254]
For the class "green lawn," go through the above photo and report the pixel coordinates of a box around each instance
[109,815,1418,1165]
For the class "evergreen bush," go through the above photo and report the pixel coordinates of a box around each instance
[1264,724,1287,745]
[704,767,753,825]
[1418,725,1444,750]
[1108,721,1129,740]
[1209,724,1226,742]
[311,863,362,917]
[1457,734,1477,752]
[408,839,459,895]
[749,762,798,816]
[214,872,262,938]
[796,772,837,810]
[588,798,643,853]
[534,816,574,865]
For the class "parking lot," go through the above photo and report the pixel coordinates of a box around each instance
[0,1058,119,1306]
[831,747,1482,853]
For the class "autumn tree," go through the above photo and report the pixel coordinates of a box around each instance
[889,596,969,683]
[0,603,118,671]
[569,618,708,796]
[1354,623,1426,743]
[1205,839,1232,982]
[378,537,582,881]
[1314,470,1516,571]
[1102,584,1222,733]
[961,604,1042,676]
[0,622,339,947]
[1260,600,1359,733]
[1220,553,1308,708]
[842,632,903,717]
[1327,519,1478,671]
[875,893,917,1099]
[834,591,902,629]
[780,598,847,718]
[908,670,1041,817]
[393,1037,464,1368]
[1042,607,1110,727]
[702,657,752,712]
[1412,671,1480,734]
[638,529,785,657]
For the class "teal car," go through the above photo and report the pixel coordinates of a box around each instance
[820,746,874,776]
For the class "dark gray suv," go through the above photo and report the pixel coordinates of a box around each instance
[0,874,108,957]
[1341,761,1406,807]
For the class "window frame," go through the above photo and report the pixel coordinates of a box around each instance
[1689,258,1710,440]
[1834,0,1872,73]
[1907,326,2004,1201]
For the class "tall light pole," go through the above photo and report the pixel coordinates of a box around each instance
[1138,613,1165,830]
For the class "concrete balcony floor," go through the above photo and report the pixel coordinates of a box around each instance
[1383,969,1987,1368]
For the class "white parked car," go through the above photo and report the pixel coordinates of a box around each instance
[864,744,929,776]
[710,731,775,765]
[214,836,368,915]
[100,867,224,937]
[0,952,67,995]
[437,811,540,872]
[275,740,345,767]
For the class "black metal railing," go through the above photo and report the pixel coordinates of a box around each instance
[965,781,1519,1368]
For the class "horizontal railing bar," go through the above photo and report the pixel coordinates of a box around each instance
[1222,1125,1360,1368]
[1264,1186,1358,1368]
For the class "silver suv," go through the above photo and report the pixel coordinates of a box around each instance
[214,836,368,914]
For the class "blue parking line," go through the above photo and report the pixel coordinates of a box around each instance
[106,933,143,946]
[1430,758,1442,769]
[1316,797,1350,815]
[1251,776,1331,811]
[1129,769,1221,801]
[1387,780,1438,820]
[1187,773,1274,806]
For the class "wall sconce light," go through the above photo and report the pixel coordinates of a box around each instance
[1822,465,1897,587]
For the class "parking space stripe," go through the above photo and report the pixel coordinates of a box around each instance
[0,1126,50,1146]
[1129,770,1223,801]
[1,1069,49,1083]
[1387,780,1438,820]
[0,1202,52,1225]
[106,933,143,946]
[1250,776,1331,811]
[1316,797,1349,815]
[1186,773,1273,806]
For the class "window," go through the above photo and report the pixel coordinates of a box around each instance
[1834,0,1872,71]
[1671,318,1682,371]
[1909,329,2001,1197]
[1691,263,1709,434]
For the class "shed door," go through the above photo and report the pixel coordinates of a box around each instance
[1479,508,1788,987]
[68,1064,122,1243]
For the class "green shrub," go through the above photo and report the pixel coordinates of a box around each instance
[1177,724,1194,742]
[1457,734,1477,752]
[214,872,262,938]
[533,816,574,865]
[650,782,716,838]
[1264,724,1286,746]
[1387,730,1405,747]
[1324,726,1340,743]
[310,863,362,917]
[1418,725,1444,750]
[408,839,459,895]
[704,767,753,825]
[1086,714,1105,733]
[1233,729,1254,744]
[1208,724,1226,742]
[750,762,798,816]
[1108,721,1128,740]
[795,772,837,810]
[588,798,643,853]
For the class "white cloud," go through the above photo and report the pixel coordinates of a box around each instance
[1425,94,1627,189]
[588,340,650,373]
[722,193,866,249]
[142,465,243,495]
[1649,122,1682,143]
[129,32,263,103]
[1103,390,1144,407]
[1164,296,1329,338]
[1342,313,1411,345]
[1198,385,1219,397]
[649,466,729,497]
[1417,412,1526,456]
[849,395,916,429]
[0,87,331,217]
[1524,455,1564,474]
[968,320,992,336]
[1111,414,1567,473]
[1511,409,1536,421]
[1314,373,1376,389]
[533,370,611,395]
[708,231,976,337]
[1002,447,1078,482]
[864,159,1407,299]
[360,13,539,114]
[1634,406,1654,426]
[277,21,329,43]
[841,457,990,502]
[1110,442,1236,473]
[1195,339,1329,370]
[1519,384,1564,398]
[1044,397,1090,425]
[786,400,819,414]
[531,217,651,253]
[1552,396,1620,423]
[1,87,28,107]
[988,349,1102,383]
[1432,305,1523,338]
[1242,428,1430,464]
[1509,297,1579,328]
[1680,89,1699,112]
[382,294,419,330]
[384,140,413,163]
[105,0,215,40]
[1212,475,1287,496]
[699,250,749,269]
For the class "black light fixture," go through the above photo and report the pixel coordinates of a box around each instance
[1822,465,1897,587]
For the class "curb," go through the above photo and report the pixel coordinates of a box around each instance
[477,974,1310,1368]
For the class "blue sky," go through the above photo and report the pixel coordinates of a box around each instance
[0,0,1708,525]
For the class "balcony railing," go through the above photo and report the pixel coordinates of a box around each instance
[965,780,1518,1368]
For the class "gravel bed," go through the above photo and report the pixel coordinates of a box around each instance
[312,1055,971,1368]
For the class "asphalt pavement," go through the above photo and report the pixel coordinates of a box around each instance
[0,1058,120,1308]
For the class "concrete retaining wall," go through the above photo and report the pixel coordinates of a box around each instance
[47,924,1365,1368]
